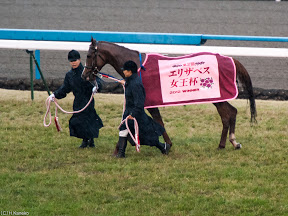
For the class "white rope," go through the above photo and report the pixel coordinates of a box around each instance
[44,93,95,131]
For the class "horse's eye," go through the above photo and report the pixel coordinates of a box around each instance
[87,55,91,58]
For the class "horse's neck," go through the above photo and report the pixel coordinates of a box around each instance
[101,42,143,77]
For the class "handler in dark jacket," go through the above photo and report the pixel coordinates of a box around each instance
[116,60,171,158]
[49,50,103,148]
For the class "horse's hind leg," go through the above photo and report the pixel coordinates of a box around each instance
[147,107,173,146]
[227,104,242,149]
[214,102,240,149]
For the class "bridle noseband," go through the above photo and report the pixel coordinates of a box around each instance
[84,41,105,76]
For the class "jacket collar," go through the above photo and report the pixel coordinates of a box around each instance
[72,63,84,74]
[125,73,138,83]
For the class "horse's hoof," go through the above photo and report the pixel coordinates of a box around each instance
[235,143,242,150]
[112,149,119,157]
[217,146,225,150]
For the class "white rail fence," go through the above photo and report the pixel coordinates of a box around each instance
[0,29,288,57]
[1,39,288,58]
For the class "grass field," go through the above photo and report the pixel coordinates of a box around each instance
[0,89,287,216]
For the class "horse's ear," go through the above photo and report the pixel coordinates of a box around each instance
[91,37,96,46]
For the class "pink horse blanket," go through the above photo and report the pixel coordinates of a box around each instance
[139,52,238,108]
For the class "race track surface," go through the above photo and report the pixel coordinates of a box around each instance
[0,0,287,90]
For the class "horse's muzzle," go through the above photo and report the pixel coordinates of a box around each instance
[82,71,96,82]
[81,73,88,81]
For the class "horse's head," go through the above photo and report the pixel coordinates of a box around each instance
[81,37,105,81]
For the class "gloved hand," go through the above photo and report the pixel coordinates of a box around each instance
[48,93,55,102]
[92,86,98,94]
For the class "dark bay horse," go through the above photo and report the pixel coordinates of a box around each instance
[82,38,257,152]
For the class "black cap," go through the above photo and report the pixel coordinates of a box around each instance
[123,60,138,74]
[68,50,80,62]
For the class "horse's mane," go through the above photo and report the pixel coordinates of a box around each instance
[98,41,139,54]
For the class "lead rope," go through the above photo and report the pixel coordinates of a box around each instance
[119,116,140,152]
[44,93,95,131]
[44,80,99,131]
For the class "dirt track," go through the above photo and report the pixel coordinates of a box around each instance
[0,1,287,96]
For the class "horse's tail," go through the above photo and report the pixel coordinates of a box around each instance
[233,58,257,123]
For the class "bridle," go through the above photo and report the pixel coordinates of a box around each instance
[84,41,105,77]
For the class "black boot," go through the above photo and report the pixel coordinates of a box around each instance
[79,139,88,148]
[156,142,171,155]
[116,137,128,158]
[88,138,95,148]
[127,135,135,146]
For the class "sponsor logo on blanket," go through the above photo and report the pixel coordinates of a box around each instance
[158,55,220,103]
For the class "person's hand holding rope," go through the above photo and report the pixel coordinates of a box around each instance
[48,93,55,101]
[119,80,125,85]
[127,115,134,120]
[92,86,98,94]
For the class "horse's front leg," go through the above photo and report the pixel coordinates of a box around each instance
[112,141,120,156]
[147,107,173,146]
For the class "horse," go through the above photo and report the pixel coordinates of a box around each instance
[82,38,257,153]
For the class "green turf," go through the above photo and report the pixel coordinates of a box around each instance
[0,90,287,216]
